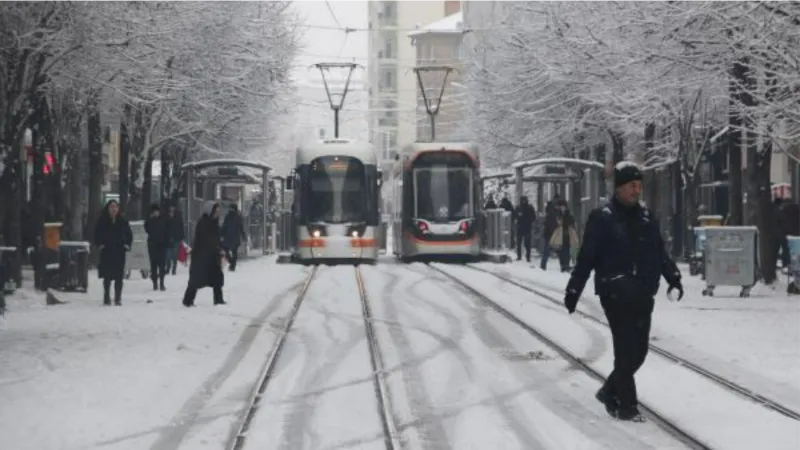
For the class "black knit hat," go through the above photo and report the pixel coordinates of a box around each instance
[614,161,643,187]
[150,203,161,212]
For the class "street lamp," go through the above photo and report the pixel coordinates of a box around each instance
[413,65,455,142]
[312,62,362,139]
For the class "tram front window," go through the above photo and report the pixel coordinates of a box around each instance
[413,167,473,222]
[307,156,366,223]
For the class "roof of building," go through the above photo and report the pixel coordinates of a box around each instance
[407,11,464,37]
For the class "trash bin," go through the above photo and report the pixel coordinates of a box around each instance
[0,245,18,294]
[58,241,90,292]
[788,236,800,295]
[702,226,758,297]
[689,227,708,277]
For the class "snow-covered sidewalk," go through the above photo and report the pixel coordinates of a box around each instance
[475,260,800,414]
[441,261,800,450]
[0,256,310,450]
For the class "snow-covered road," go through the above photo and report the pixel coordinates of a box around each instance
[1,256,798,450]
[360,262,689,450]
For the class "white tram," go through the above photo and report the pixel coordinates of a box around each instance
[390,142,482,261]
[286,139,381,265]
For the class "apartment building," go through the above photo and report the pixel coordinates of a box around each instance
[408,9,466,142]
[367,0,447,169]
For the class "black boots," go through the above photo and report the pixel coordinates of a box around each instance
[153,276,166,291]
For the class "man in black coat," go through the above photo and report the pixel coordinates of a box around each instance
[564,162,684,422]
[221,203,247,271]
[144,203,170,291]
[94,200,133,306]
[183,201,226,307]
[514,195,536,262]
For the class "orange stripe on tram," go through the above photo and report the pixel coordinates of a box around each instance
[299,238,326,248]
[351,238,377,248]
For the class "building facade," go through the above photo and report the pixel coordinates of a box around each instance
[367,0,447,170]
[408,10,466,142]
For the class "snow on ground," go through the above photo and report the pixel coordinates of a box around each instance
[359,261,691,450]
[476,259,800,413]
[434,262,800,450]
[0,256,310,450]
[240,265,385,450]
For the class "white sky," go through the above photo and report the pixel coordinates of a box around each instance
[291,1,368,85]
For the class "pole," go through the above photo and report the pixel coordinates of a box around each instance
[334,108,340,138]
[430,113,436,141]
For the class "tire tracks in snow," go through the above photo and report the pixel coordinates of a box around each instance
[278,267,377,450]
[464,289,661,449]
[149,269,312,450]
[482,265,608,365]
[372,265,452,449]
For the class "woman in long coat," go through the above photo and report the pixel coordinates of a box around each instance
[94,200,133,305]
[183,201,226,307]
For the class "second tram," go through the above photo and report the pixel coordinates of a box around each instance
[391,142,482,261]
[287,139,381,265]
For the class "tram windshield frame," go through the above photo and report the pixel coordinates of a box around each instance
[411,152,475,223]
[304,155,367,224]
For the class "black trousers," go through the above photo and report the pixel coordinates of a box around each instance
[226,245,239,270]
[102,277,123,304]
[516,231,531,261]
[183,283,224,305]
[600,296,653,409]
[148,243,167,283]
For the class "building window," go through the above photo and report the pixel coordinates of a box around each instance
[379,68,395,91]
[383,100,396,118]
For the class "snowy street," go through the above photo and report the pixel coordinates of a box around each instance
[2,256,800,450]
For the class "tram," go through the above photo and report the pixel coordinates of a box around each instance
[286,138,380,265]
[390,142,482,261]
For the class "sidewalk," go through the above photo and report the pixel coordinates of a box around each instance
[0,256,310,450]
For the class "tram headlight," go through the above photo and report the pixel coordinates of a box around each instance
[312,230,321,238]
[351,230,359,238]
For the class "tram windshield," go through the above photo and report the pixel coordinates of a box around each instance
[306,156,366,223]
[413,167,474,222]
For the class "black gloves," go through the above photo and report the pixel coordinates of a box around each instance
[667,281,684,301]
[564,288,580,314]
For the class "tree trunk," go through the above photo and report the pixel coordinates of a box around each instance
[727,57,753,226]
[30,92,51,291]
[119,104,132,215]
[87,98,103,248]
[142,151,154,212]
[750,142,775,283]
[160,147,169,205]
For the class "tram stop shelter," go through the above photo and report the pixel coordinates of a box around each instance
[181,159,272,255]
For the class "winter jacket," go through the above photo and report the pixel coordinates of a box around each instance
[499,198,514,213]
[94,213,133,280]
[189,212,224,289]
[145,214,170,246]
[221,211,247,249]
[515,202,536,234]
[566,197,680,302]
[167,213,185,245]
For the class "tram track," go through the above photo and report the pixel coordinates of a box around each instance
[226,265,400,450]
[464,263,800,423]
[426,262,715,450]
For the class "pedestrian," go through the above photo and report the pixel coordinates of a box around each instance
[514,195,536,262]
[165,204,185,275]
[540,194,560,270]
[484,196,498,210]
[549,199,578,272]
[563,161,684,422]
[182,201,226,307]
[144,203,169,291]
[221,203,247,271]
[93,200,133,306]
